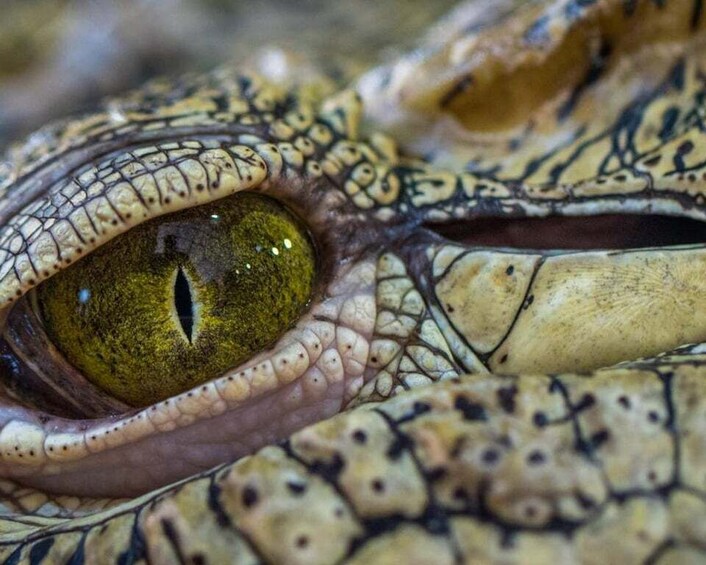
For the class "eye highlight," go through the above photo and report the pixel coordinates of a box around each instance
[35,193,316,407]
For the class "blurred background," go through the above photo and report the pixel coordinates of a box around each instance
[0,0,457,149]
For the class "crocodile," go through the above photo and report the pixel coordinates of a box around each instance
[0,0,706,562]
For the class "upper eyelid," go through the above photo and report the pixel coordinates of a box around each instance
[0,141,270,308]
[0,74,367,308]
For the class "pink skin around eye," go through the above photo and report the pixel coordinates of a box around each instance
[0,258,377,498]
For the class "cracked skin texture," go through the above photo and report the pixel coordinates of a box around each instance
[2,0,706,563]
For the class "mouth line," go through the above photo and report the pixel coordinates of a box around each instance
[428,214,706,251]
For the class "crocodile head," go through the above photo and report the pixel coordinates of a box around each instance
[1,1,706,562]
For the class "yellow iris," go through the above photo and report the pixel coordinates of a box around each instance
[36,193,316,406]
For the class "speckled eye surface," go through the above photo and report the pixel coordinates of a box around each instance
[35,193,316,406]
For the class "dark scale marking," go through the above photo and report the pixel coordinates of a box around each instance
[453,486,470,502]
[421,505,452,536]
[309,453,346,484]
[367,410,460,559]
[669,57,687,91]
[440,75,473,109]
[482,448,501,465]
[454,396,488,421]
[557,40,612,121]
[386,433,414,461]
[658,371,680,484]
[549,377,601,460]
[3,545,22,565]
[497,384,518,414]
[117,513,148,565]
[28,537,54,564]
[644,539,678,565]
[575,393,596,411]
[426,466,448,482]
[499,529,518,551]
[527,450,547,465]
[371,478,386,493]
[65,534,87,565]
[589,429,610,449]
[286,481,307,496]
[208,480,233,529]
[395,401,432,424]
[575,491,595,510]
[673,139,695,171]
[161,518,187,563]
[211,94,230,113]
[241,485,259,508]
[658,107,680,142]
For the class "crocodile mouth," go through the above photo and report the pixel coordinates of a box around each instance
[432,214,706,250]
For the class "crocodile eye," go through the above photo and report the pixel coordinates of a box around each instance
[35,193,316,407]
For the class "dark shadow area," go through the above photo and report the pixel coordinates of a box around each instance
[430,214,706,250]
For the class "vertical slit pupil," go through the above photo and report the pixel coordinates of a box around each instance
[174,267,194,342]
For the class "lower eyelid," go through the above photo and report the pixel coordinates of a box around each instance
[17,378,347,498]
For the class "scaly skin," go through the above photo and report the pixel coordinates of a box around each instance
[1,0,706,563]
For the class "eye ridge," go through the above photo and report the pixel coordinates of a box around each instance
[173,266,196,343]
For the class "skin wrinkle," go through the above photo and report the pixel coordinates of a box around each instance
[2,0,706,562]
